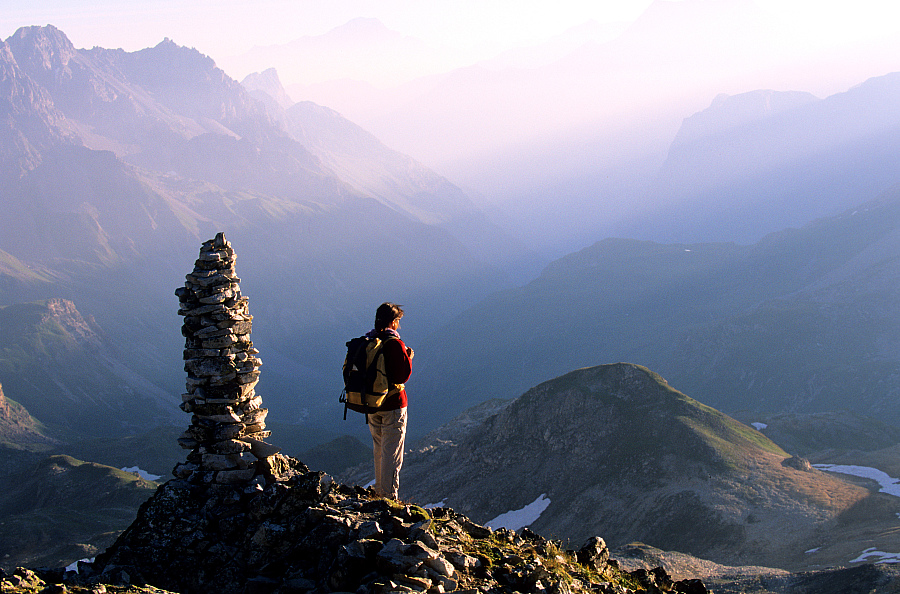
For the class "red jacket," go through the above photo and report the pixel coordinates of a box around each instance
[378,332,411,410]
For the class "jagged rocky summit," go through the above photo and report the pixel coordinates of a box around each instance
[81,462,706,594]
[173,232,280,487]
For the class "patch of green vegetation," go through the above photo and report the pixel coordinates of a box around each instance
[541,541,577,586]
[383,499,432,524]
[455,530,634,592]
[681,397,787,453]
[675,402,788,472]
[0,250,54,284]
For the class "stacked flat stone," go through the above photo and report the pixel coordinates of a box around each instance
[173,232,277,486]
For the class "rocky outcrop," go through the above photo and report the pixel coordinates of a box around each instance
[81,464,706,594]
[42,298,104,344]
[0,32,78,176]
[173,233,279,487]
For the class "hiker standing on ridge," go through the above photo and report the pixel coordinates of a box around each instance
[367,302,413,499]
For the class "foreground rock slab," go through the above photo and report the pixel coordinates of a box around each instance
[66,456,706,594]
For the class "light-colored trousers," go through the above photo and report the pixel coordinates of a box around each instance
[368,407,407,499]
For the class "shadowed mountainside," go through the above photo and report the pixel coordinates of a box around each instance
[0,25,523,439]
[0,299,178,438]
[0,382,53,450]
[413,192,900,432]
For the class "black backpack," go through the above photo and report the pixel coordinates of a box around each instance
[340,335,398,419]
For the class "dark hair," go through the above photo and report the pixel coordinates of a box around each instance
[374,302,404,331]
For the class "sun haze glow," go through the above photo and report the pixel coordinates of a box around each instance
[6,0,896,65]
[0,0,654,60]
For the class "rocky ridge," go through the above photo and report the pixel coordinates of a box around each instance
[64,461,705,594]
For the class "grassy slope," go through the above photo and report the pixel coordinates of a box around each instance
[402,363,898,570]
[0,454,158,570]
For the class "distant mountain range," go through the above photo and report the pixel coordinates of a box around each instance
[221,17,449,88]
[0,25,523,441]
[639,76,900,243]
[395,364,900,571]
[260,1,900,256]
[413,191,900,432]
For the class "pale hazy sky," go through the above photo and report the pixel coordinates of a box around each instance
[2,0,900,70]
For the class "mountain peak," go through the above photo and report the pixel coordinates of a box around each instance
[7,25,78,71]
[241,67,294,109]
[400,362,876,569]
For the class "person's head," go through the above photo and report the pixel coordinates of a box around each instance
[374,302,404,331]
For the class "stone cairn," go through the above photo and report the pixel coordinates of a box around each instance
[173,232,279,487]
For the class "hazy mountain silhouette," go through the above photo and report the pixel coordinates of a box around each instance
[638,74,900,243]
[0,25,519,439]
[412,191,900,432]
[221,17,447,88]
[275,1,900,257]
[242,69,531,272]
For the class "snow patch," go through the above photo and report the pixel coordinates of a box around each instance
[751,422,767,431]
[486,494,551,531]
[813,464,900,498]
[65,558,94,573]
[424,500,446,509]
[850,547,900,564]
[805,547,820,554]
[121,466,162,481]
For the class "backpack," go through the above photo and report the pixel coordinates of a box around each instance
[340,335,401,419]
